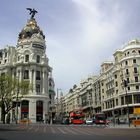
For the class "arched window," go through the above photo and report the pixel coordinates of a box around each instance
[36,55,40,63]
[25,54,29,62]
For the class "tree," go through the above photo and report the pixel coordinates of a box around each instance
[0,74,31,124]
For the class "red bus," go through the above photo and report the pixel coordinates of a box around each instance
[69,110,85,124]
[94,113,107,124]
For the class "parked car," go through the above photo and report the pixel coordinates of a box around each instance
[85,118,93,125]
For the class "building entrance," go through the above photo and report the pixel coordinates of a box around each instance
[36,101,43,122]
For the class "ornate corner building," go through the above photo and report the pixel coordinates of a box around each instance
[0,10,55,123]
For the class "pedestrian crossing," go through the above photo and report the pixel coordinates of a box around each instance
[18,125,106,135]
[1,124,140,137]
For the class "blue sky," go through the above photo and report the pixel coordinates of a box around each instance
[1,0,140,94]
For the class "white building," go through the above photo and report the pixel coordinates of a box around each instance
[0,11,55,123]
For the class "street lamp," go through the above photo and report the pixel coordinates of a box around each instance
[123,79,130,127]
[16,73,20,124]
[56,88,62,120]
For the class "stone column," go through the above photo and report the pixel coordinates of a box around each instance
[29,99,36,123]
[43,100,48,122]
[132,94,134,104]
[42,70,45,94]
[33,69,36,95]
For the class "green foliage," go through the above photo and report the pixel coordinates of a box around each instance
[0,74,31,123]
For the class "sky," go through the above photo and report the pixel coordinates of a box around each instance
[1,0,140,94]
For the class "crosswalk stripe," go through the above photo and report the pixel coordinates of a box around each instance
[50,127,56,133]
[34,126,39,132]
[56,127,67,134]
[64,127,77,134]
[43,127,46,133]
[70,127,91,135]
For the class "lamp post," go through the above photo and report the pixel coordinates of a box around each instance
[56,88,62,120]
[16,74,20,124]
[123,79,130,127]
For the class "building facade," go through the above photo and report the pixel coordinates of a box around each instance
[59,39,140,122]
[0,12,55,123]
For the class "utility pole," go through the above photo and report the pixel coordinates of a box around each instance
[123,79,130,127]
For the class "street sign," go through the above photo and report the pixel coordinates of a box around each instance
[133,108,140,114]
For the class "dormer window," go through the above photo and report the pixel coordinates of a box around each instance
[132,50,136,53]
[25,55,29,62]
[36,55,40,63]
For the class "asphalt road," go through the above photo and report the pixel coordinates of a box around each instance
[0,124,140,140]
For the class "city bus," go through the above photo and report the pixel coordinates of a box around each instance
[94,113,107,124]
[69,109,85,124]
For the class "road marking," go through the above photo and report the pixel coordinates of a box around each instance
[56,127,67,134]
[27,126,34,132]
[34,126,40,132]
[64,127,77,134]
[50,127,56,133]
[43,126,46,133]
[70,127,91,135]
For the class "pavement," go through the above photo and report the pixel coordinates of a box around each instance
[106,123,140,129]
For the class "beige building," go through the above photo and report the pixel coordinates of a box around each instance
[60,39,140,122]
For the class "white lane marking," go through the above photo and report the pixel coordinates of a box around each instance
[57,127,67,134]
[64,127,77,134]
[50,127,56,133]
[70,127,91,135]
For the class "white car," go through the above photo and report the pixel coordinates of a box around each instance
[85,119,93,125]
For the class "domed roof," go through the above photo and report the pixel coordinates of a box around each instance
[18,18,45,41]
[122,39,140,51]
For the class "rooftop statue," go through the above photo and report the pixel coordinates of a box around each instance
[26,8,38,19]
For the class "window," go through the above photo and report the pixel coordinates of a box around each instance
[121,97,124,105]
[25,55,29,62]
[134,95,140,103]
[115,74,117,79]
[132,50,136,53]
[115,82,118,87]
[36,55,40,63]
[133,59,136,63]
[127,86,130,91]
[18,56,20,61]
[116,99,118,106]
[135,76,138,82]
[139,50,140,54]
[125,61,128,65]
[136,86,139,90]
[24,70,29,79]
[127,78,129,83]
[125,95,132,104]
[116,90,118,94]
[126,69,129,74]
[36,71,40,80]
[5,52,7,58]
[36,84,40,93]
[0,51,2,58]
[134,67,137,73]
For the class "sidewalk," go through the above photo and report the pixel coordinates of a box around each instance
[106,123,140,129]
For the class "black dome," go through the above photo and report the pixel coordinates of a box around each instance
[18,18,45,41]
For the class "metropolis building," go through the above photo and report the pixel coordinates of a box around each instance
[0,10,55,123]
